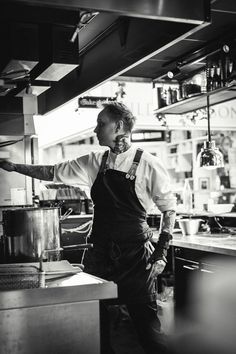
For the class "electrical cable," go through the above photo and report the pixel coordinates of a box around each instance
[0,138,24,148]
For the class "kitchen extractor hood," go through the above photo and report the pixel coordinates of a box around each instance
[35,25,79,82]
[0,22,39,96]
[0,22,80,96]
[0,0,211,116]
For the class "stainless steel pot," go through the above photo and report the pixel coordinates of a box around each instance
[2,207,93,263]
[2,207,61,262]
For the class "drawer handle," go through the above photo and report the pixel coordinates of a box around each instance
[200,268,213,274]
[183,265,198,271]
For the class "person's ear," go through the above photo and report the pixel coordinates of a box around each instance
[115,120,123,133]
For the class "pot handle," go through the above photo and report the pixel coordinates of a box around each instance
[60,208,73,221]
[62,243,93,250]
[71,263,85,271]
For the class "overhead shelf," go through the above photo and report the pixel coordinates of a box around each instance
[154,84,236,115]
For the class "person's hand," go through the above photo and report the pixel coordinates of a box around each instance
[146,247,167,276]
[0,161,16,172]
[147,259,167,277]
[145,232,172,276]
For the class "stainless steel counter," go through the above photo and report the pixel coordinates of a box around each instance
[0,272,117,354]
[152,230,236,256]
[170,234,236,256]
[0,272,117,310]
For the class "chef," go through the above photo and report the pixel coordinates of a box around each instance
[0,102,176,354]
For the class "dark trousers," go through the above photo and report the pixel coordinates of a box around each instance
[100,301,168,354]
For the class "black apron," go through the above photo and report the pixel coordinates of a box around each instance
[83,148,157,304]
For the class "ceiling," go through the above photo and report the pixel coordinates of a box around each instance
[1,0,236,117]
[124,0,236,81]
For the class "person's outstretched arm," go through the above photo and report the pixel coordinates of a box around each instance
[0,161,54,181]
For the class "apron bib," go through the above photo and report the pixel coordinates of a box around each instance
[83,148,158,303]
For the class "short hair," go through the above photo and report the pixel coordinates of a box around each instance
[102,102,136,133]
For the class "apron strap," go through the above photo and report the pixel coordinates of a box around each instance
[99,149,109,173]
[126,148,143,180]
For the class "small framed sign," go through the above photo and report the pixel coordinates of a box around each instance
[199,177,210,190]
[77,96,116,108]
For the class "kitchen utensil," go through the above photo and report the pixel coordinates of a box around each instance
[178,218,203,236]
[0,263,45,290]
[3,207,61,262]
[2,207,93,263]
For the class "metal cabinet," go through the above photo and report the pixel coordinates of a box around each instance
[0,273,117,354]
[173,246,235,324]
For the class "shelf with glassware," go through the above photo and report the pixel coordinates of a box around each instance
[166,136,222,208]
[154,83,236,115]
[165,135,208,174]
[164,134,207,212]
[153,55,236,115]
[165,132,236,210]
[155,49,236,210]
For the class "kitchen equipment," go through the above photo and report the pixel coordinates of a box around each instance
[0,260,83,290]
[0,263,45,290]
[0,136,36,206]
[40,260,83,279]
[178,218,203,236]
[183,83,201,97]
[208,203,233,214]
[2,207,61,263]
[2,207,93,263]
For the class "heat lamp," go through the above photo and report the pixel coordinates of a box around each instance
[197,95,224,169]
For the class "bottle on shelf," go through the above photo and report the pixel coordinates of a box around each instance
[212,65,218,90]
[160,89,167,107]
[156,87,163,109]
[219,58,224,87]
[206,63,213,92]
[176,85,183,101]
[166,86,172,105]
[223,55,234,84]
[183,179,193,214]
[214,64,222,89]
[209,66,215,91]
[227,59,236,85]
[171,88,178,103]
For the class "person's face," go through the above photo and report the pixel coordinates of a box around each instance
[94,110,119,146]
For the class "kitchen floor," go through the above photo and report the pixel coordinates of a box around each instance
[110,287,174,354]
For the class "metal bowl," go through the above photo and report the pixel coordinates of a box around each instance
[178,218,202,236]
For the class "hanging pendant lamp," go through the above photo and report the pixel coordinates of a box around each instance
[197,95,224,169]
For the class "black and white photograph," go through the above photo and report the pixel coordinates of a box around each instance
[1,1,236,354]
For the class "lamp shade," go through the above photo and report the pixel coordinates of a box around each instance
[197,140,224,169]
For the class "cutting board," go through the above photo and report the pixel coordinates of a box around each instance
[41,260,83,279]
[0,261,82,280]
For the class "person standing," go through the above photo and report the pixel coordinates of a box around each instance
[0,102,176,353]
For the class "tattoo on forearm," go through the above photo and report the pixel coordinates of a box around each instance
[161,210,176,234]
[14,164,54,181]
[111,134,131,154]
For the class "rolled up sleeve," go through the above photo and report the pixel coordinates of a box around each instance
[148,158,177,212]
[53,155,90,187]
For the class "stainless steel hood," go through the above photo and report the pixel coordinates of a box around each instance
[0,0,212,116]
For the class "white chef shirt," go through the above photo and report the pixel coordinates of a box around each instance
[53,145,176,213]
